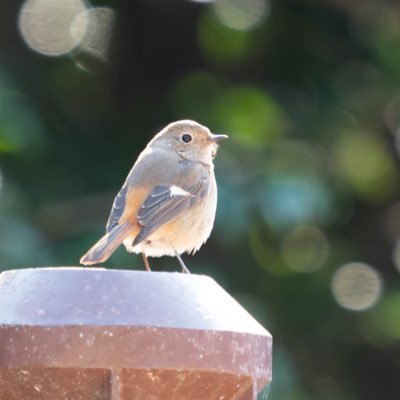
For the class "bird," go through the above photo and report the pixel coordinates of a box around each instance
[80,120,227,273]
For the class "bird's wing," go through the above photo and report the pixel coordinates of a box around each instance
[106,185,128,233]
[132,176,209,246]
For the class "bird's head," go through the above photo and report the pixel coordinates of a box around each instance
[149,120,228,165]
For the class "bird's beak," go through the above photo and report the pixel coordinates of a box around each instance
[210,134,228,143]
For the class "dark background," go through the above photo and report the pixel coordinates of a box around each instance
[2,0,400,398]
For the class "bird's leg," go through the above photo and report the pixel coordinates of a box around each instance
[174,250,190,274]
[142,251,151,272]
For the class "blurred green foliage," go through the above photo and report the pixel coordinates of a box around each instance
[2,0,400,398]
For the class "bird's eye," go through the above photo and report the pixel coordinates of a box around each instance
[181,134,192,143]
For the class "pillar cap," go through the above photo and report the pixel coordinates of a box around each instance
[0,268,272,399]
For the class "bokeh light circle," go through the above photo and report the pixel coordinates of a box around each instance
[333,131,398,201]
[214,86,288,145]
[282,225,329,273]
[70,7,116,61]
[331,262,383,311]
[18,0,88,56]
[213,0,270,31]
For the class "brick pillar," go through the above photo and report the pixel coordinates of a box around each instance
[0,268,272,399]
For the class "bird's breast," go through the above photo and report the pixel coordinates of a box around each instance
[124,175,218,257]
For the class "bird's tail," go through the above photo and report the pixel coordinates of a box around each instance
[80,223,132,265]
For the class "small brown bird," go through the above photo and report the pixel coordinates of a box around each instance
[80,120,227,272]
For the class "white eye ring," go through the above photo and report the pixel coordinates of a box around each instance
[181,133,192,143]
